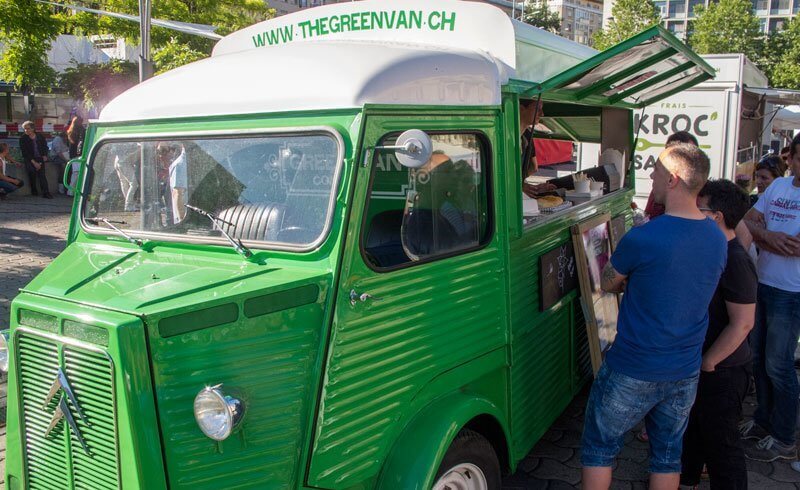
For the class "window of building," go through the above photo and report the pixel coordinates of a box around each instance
[361,133,492,269]
[688,0,705,16]
[769,16,789,30]
[668,0,687,17]
[771,0,791,14]
[655,0,668,16]
[753,0,769,15]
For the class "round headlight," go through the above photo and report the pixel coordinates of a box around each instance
[193,385,244,441]
[0,332,9,373]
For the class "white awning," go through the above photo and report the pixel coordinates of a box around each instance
[744,87,800,105]
[773,105,800,131]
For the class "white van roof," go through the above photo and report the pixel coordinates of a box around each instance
[100,0,596,122]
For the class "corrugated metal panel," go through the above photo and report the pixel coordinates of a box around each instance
[507,204,632,457]
[309,247,506,486]
[150,299,326,489]
[17,332,119,490]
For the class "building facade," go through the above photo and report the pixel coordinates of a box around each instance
[603,0,799,38]
[547,0,604,44]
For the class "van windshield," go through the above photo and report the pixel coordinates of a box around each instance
[82,132,341,249]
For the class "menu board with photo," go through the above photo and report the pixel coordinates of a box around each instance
[572,213,619,376]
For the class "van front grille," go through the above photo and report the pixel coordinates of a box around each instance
[17,331,119,490]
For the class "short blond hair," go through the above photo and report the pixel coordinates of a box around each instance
[661,143,710,194]
[22,121,34,130]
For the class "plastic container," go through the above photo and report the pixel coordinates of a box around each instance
[574,180,590,193]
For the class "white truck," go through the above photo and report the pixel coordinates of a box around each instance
[632,54,771,205]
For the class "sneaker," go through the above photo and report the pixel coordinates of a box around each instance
[43,193,54,199]
[746,435,797,462]
[739,420,770,440]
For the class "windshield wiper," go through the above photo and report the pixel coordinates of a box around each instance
[185,204,253,259]
[86,217,144,247]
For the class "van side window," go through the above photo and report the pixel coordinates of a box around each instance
[362,133,491,269]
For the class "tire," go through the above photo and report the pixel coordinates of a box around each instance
[432,429,501,490]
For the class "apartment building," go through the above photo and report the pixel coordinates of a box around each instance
[604,0,799,39]
[547,0,604,44]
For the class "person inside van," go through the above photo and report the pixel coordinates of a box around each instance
[401,151,479,261]
[520,98,556,198]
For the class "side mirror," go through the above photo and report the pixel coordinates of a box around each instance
[373,129,433,169]
[64,158,82,196]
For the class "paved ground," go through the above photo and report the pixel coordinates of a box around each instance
[1,195,800,489]
[0,193,72,490]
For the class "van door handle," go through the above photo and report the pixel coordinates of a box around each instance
[349,289,382,307]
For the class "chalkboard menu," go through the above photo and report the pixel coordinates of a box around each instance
[539,242,579,311]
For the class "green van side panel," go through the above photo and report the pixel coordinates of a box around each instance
[507,194,633,456]
[376,361,510,490]
[307,110,510,488]
[145,276,331,489]
[5,293,167,489]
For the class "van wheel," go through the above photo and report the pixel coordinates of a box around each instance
[432,429,501,490]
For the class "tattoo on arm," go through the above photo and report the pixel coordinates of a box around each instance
[602,262,617,284]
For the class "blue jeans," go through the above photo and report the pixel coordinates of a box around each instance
[751,283,800,446]
[582,363,699,473]
[0,180,19,194]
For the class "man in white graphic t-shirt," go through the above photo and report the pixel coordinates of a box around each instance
[741,133,800,462]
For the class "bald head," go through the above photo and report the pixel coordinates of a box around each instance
[659,143,710,194]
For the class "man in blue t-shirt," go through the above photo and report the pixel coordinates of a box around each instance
[581,143,727,490]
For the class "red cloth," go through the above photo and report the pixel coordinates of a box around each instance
[534,139,573,166]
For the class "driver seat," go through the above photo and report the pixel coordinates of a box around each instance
[216,203,285,242]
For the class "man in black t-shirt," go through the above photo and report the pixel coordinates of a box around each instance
[681,179,756,490]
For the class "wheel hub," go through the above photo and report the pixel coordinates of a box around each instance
[432,463,488,490]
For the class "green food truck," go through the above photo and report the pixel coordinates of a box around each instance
[2,1,714,488]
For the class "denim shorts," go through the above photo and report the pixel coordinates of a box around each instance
[581,363,699,473]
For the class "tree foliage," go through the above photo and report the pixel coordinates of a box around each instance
[522,0,561,34]
[689,0,763,62]
[769,16,800,89]
[59,60,138,110]
[0,0,274,97]
[0,0,60,91]
[593,0,660,50]
[152,38,207,75]
[64,0,274,54]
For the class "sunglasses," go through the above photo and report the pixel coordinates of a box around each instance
[698,207,715,212]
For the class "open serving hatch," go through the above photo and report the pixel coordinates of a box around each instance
[525,25,715,109]
[519,25,715,143]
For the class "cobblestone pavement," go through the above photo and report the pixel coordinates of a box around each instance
[2,196,800,489]
[503,385,800,489]
[0,193,73,490]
